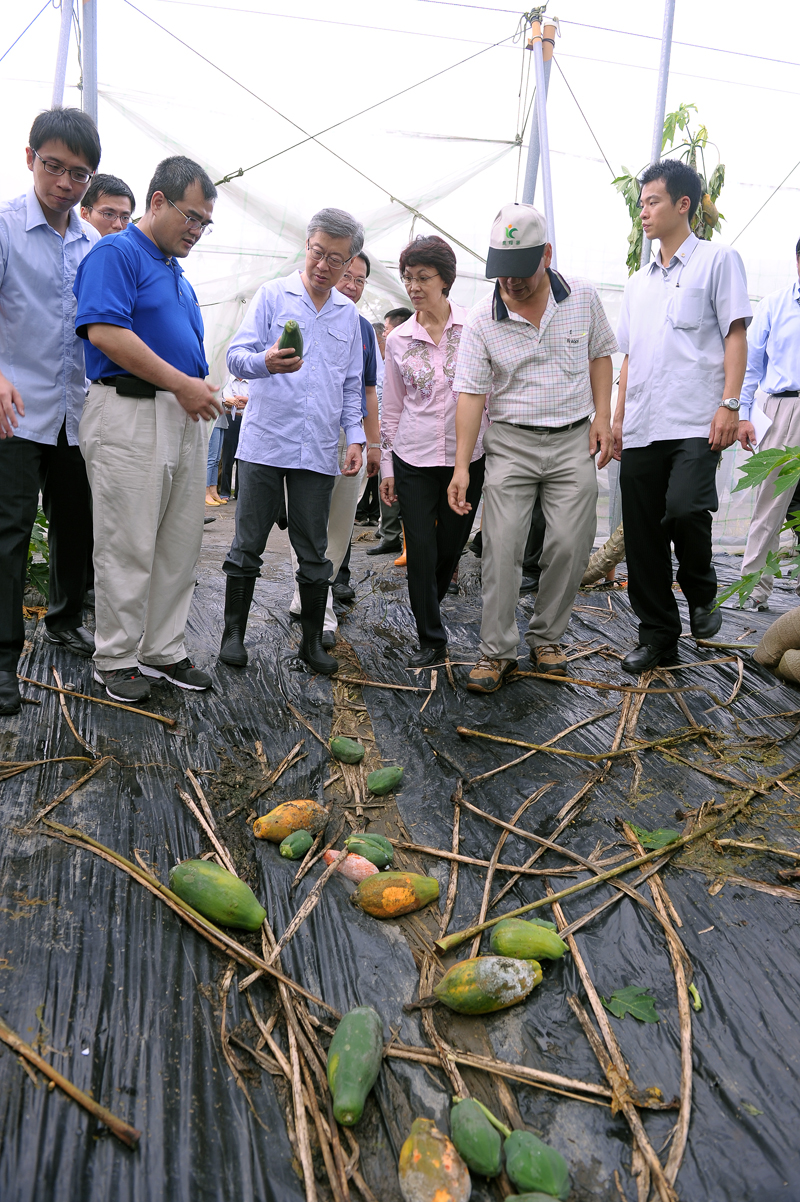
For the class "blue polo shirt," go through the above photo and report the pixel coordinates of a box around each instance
[359,314,377,418]
[73,223,208,380]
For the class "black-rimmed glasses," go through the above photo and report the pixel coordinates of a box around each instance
[167,197,213,235]
[32,148,94,185]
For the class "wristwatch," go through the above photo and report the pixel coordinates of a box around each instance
[719,397,741,411]
[367,443,381,449]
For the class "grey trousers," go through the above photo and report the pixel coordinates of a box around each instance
[741,396,800,603]
[479,419,598,660]
[379,470,402,542]
[223,460,335,586]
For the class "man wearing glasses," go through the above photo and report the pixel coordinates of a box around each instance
[74,156,221,703]
[80,173,135,238]
[219,208,365,676]
[0,107,101,716]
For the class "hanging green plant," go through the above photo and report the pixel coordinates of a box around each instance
[27,507,50,600]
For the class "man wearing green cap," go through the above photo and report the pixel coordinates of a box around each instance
[448,202,616,692]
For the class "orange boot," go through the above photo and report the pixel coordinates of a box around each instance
[394,527,407,567]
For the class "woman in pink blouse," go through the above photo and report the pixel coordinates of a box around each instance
[380,235,487,667]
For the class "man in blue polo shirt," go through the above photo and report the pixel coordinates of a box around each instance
[74,156,221,703]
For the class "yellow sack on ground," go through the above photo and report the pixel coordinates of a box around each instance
[777,649,800,684]
[753,607,800,670]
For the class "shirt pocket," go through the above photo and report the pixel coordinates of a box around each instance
[326,326,348,367]
[666,287,704,330]
[563,331,589,374]
[274,314,306,348]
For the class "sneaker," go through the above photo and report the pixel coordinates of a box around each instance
[740,597,769,612]
[139,657,212,691]
[94,665,151,703]
[531,644,569,675]
[467,657,516,693]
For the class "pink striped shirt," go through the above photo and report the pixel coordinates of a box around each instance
[380,302,488,477]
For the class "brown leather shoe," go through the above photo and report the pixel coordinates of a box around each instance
[532,644,569,675]
[467,657,516,693]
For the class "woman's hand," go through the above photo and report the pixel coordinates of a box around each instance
[380,477,397,506]
[447,466,472,514]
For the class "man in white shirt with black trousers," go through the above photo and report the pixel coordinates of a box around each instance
[613,158,751,674]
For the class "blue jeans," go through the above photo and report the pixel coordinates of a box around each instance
[207,426,224,487]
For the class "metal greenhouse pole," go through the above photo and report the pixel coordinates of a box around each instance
[52,0,74,108]
[82,0,98,126]
[521,13,558,204]
[525,8,558,267]
[640,0,676,266]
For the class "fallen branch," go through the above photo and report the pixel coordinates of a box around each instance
[249,740,306,802]
[0,755,96,783]
[0,1015,141,1148]
[467,707,617,786]
[456,724,705,763]
[268,848,349,965]
[18,674,176,727]
[438,784,461,939]
[388,837,574,877]
[333,675,426,693]
[284,696,328,748]
[22,756,113,830]
[52,666,98,756]
[713,838,800,862]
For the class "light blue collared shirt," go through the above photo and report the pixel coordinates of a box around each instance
[228,271,364,475]
[0,188,99,445]
[740,278,800,421]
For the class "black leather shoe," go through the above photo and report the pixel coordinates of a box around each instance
[366,539,402,557]
[520,574,540,594]
[622,644,679,674]
[332,582,355,603]
[408,644,446,668]
[0,670,21,715]
[690,603,722,640]
[203,515,216,524]
[44,626,95,657]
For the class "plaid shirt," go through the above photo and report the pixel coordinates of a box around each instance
[453,270,617,427]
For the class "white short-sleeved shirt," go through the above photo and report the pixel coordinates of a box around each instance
[617,233,752,448]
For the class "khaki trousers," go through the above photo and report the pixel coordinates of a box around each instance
[479,419,597,660]
[79,383,210,670]
[289,431,366,631]
[741,396,800,604]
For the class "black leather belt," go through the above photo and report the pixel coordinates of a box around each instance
[772,390,799,398]
[95,374,156,398]
[506,415,590,435]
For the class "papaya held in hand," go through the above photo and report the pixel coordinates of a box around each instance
[278,319,303,358]
[327,1006,383,1126]
[169,861,266,931]
[253,799,328,842]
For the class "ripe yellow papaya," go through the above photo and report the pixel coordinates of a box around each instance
[433,956,541,1015]
[352,871,438,918]
[253,799,328,842]
[398,1118,471,1202]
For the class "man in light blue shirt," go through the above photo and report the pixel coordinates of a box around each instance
[0,108,101,715]
[735,239,800,609]
[220,207,365,676]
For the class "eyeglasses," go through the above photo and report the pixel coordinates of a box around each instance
[307,242,352,271]
[342,271,367,287]
[89,208,132,225]
[401,271,440,286]
[32,148,94,185]
[167,197,213,235]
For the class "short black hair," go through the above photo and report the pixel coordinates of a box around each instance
[372,321,385,336]
[795,236,800,257]
[82,173,135,212]
[638,159,702,217]
[399,234,457,297]
[146,156,217,210]
[29,106,101,171]
[352,250,371,277]
[385,307,413,326]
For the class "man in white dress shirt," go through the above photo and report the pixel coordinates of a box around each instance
[613,159,751,674]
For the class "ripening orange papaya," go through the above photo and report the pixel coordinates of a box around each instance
[398,1118,471,1202]
[433,956,542,1015]
[253,799,328,842]
[352,871,439,918]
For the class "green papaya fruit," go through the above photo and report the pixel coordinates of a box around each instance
[345,834,394,868]
[434,956,542,1015]
[169,860,266,931]
[367,766,403,795]
[330,736,366,764]
[489,917,568,961]
[450,1098,502,1177]
[327,1006,383,1126]
[504,1130,571,1200]
[278,319,303,358]
[280,830,314,860]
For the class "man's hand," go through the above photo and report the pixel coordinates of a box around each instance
[174,377,221,422]
[447,466,472,515]
[380,476,397,507]
[231,394,248,409]
[611,419,623,462]
[366,447,381,477]
[265,341,303,374]
[708,405,740,451]
[738,419,757,452]
[589,417,613,469]
[0,372,24,439]
[342,443,363,476]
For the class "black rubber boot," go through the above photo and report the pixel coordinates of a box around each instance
[298,582,338,675]
[219,576,256,666]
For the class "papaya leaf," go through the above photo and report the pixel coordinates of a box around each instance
[741,1101,763,1117]
[629,824,680,849]
[731,447,800,493]
[602,985,660,1023]
[28,561,50,601]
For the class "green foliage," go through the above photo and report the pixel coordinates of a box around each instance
[615,101,726,275]
[27,507,49,600]
[602,985,660,1023]
[629,824,680,849]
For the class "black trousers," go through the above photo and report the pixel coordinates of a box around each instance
[393,453,485,648]
[355,475,379,520]
[223,461,335,587]
[0,422,92,670]
[219,417,242,498]
[620,438,720,648]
